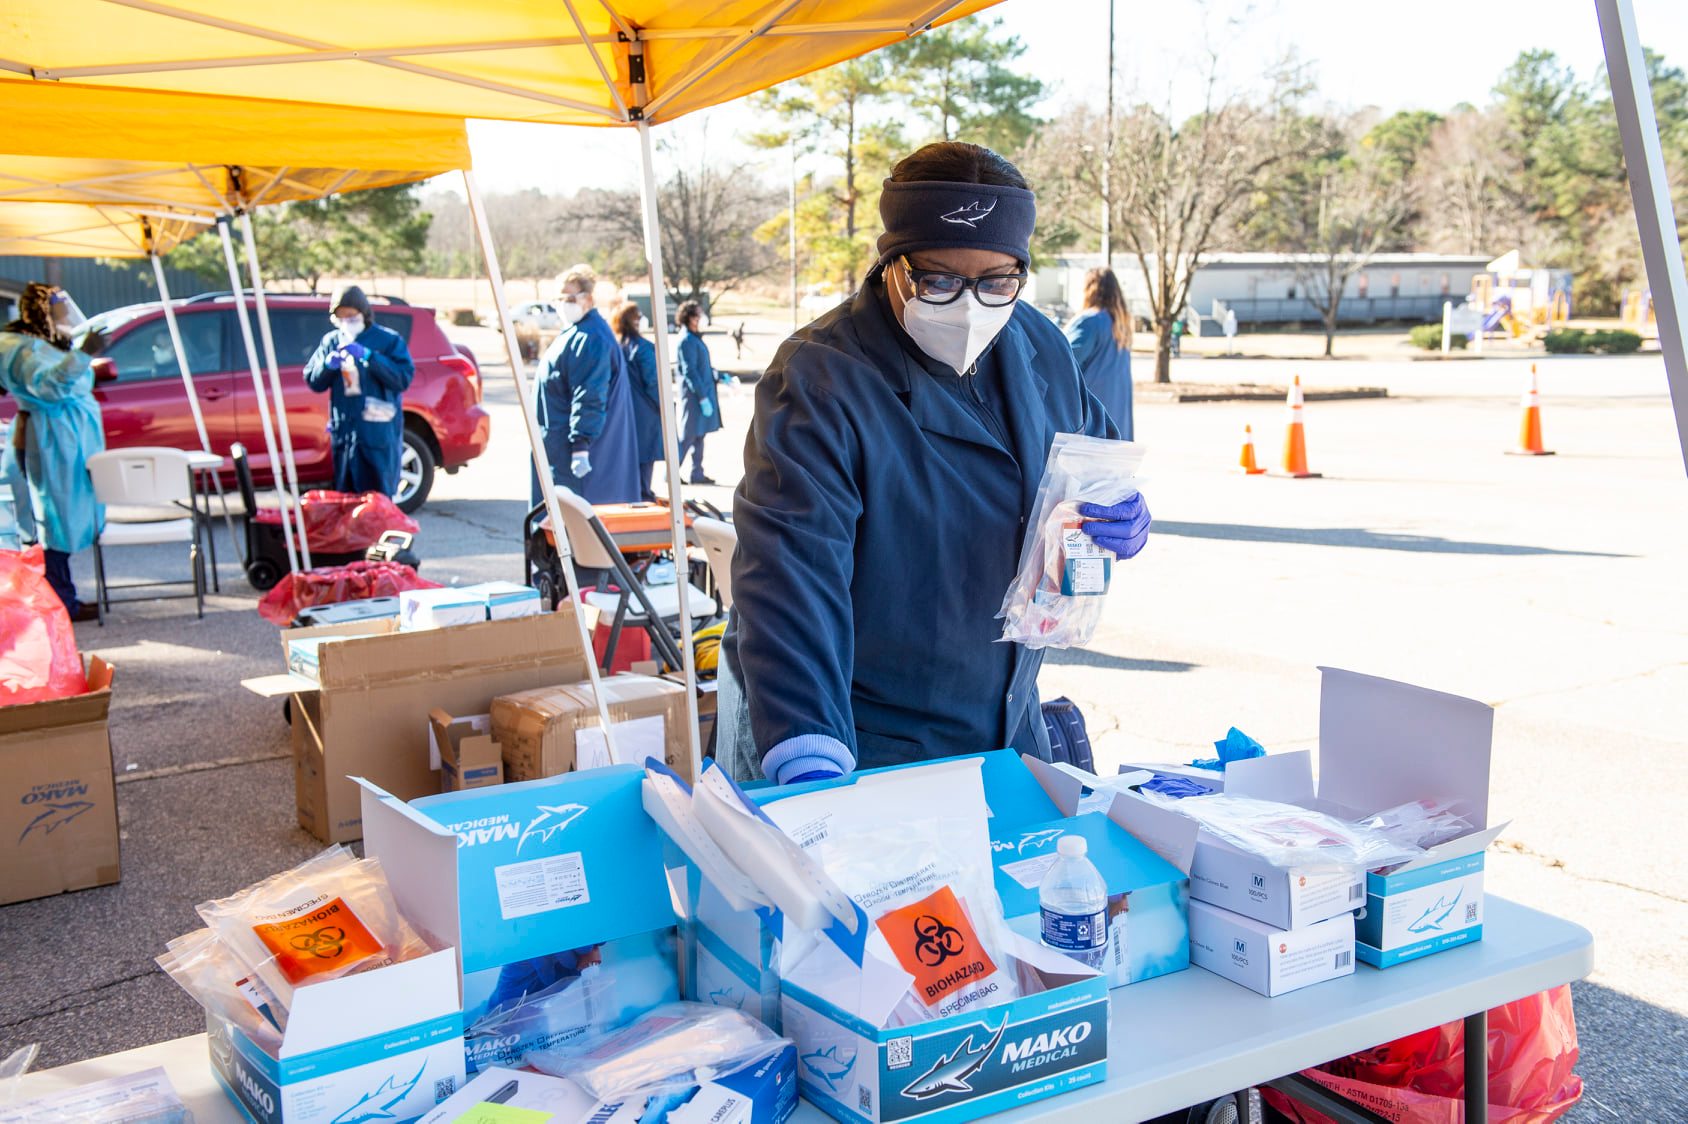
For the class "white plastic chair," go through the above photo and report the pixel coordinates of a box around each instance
[549,487,714,671]
[86,446,205,622]
[690,515,736,611]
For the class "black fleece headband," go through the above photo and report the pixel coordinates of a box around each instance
[875,180,1036,269]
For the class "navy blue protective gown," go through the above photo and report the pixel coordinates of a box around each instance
[1065,308,1133,441]
[721,279,1116,779]
[622,334,664,464]
[303,322,414,495]
[532,308,641,505]
[677,331,722,442]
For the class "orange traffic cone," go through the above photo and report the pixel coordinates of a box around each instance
[1238,425,1266,474]
[1281,376,1321,478]
[1508,364,1555,456]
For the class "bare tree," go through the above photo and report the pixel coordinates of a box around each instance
[1420,108,1522,256]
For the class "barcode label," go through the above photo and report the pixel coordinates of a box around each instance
[433,1077,456,1102]
[858,1086,874,1115]
[1335,951,1353,969]
[1349,884,1365,902]
[1465,902,1480,924]
[888,1036,913,1070]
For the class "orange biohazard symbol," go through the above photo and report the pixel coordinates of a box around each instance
[254,897,384,984]
[912,914,966,967]
[876,887,996,1007]
[289,926,349,959]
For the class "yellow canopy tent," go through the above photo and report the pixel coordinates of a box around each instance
[0,84,473,571]
[0,0,1008,777]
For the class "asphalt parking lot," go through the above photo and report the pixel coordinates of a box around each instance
[1,333,1681,1121]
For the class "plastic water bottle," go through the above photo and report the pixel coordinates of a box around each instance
[1038,835,1108,970]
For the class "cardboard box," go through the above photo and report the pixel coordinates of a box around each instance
[492,673,690,783]
[1312,668,1502,968]
[207,949,465,1124]
[358,767,681,1073]
[243,611,593,843]
[1188,899,1355,997]
[399,587,487,631]
[460,580,543,621]
[428,709,504,792]
[0,657,120,906]
[661,671,719,760]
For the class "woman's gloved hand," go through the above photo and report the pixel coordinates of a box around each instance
[701,399,715,419]
[786,770,839,785]
[571,450,592,478]
[1078,493,1151,560]
[340,341,369,363]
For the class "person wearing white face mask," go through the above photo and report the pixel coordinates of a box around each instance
[715,141,1152,785]
[531,264,641,506]
[613,301,663,502]
[303,285,414,496]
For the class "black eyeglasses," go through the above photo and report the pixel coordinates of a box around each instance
[901,257,1028,307]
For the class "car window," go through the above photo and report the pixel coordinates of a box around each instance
[268,308,333,366]
[374,311,412,343]
[103,311,225,383]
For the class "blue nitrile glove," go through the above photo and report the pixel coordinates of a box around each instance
[571,450,592,478]
[328,348,348,370]
[341,341,369,363]
[701,399,715,419]
[787,770,839,785]
[1078,493,1151,559]
[1189,726,1266,771]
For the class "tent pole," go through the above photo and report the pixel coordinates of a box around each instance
[217,215,298,572]
[637,119,704,782]
[151,250,241,563]
[462,169,622,753]
[239,211,312,567]
[1596,0,1688,473]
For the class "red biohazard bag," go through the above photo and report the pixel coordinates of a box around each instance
[252,490,418,554]
[0,546,88,705]
[1265,986,1583,1124]
[256,560,439,626]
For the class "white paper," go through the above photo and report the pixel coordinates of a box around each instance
[494,852,589,920]
[578,714,666,771]
[1000,852,1060,890]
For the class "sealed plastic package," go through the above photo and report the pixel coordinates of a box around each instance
[1142,792,1425,872]
[999,435,1145,649]
[527,1002,788,1102]
[195,845,431,1007]
[156,928,287,1051]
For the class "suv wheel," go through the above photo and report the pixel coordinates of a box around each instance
[397,427,437,513]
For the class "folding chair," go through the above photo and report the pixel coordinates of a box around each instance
[546,488,715,674]
[85,446,205,622]
[690,515,736,611]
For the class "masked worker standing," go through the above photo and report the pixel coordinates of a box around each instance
[614,302,664,502]
[0,283,106,619]
[675,300,722,486]
[718,142,1152,785]
[304,285,414,496]
[532,265,640,505]
[1066,267,1135,440]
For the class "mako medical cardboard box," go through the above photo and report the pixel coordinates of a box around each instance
[243,610,592,843]
[1311,668,1503,967]
[492,673,690,783]
[1187,899,1355,997]
[399,587,487,631]
[655,755,1111,1124]
[358,765,681,1075]
[0,656,119,906]
[206,948,465,1124]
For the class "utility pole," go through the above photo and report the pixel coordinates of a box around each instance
[1101,0,1115,266]
[790,139,800,329]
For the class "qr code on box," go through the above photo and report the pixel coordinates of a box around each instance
[1465,902,1480,924]
[858,1086,874,1115]
[433,1076,457,1102]
[888,1036,913,1070]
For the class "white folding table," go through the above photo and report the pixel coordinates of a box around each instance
[11,898,1590,1124]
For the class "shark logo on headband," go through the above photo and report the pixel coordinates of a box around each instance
[940,200,996,228]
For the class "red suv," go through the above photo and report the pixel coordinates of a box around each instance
[0,293,490,511]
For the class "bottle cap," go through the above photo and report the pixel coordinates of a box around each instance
[1057,835,1086,858]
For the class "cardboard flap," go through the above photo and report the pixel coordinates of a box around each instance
[1390,821,1510,873]
[356,778,464,970]
[1315,667,1493,828]
[280,948,459,1057]
[240,673,318,699]
[1105,793,1199,874]
[1022,755,1086,816]
[1222,750,1316,803]
[312,610,590,692]
[0,656,114,735]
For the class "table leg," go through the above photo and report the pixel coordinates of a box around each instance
[1465,1009,1488,1124]
[197,470,221,594]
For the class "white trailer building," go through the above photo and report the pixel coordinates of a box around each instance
[1041,252,1493,334]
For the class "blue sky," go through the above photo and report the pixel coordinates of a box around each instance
[450,0,1688,197]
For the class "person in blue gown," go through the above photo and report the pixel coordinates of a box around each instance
[674,301,721,485]
[715,142,1153,786]
[530,265,640,506]
[303,285,414,496]
[614,302,663,501]
[1064,267,1135,440]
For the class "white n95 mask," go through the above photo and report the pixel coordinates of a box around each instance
[560,299,587,326]
[892,261,1017,376]
[334,317,364,345]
